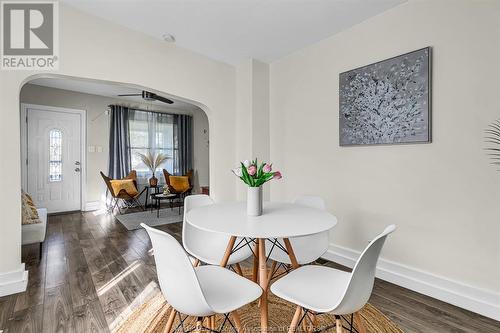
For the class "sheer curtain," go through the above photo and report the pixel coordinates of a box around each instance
[126,109,192,182]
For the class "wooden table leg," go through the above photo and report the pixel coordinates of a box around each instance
[252,239,259,283]
[220,236,237,267]
[258,238,268,333]
[283,238,299,269]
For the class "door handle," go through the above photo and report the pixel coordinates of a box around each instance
[75,168,81,172]
[75,161,80,165]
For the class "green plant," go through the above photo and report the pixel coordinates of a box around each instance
[232,158,282,187]
[136,151,169,177]
[485,119,500,170]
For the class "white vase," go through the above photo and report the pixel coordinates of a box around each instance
[247,186,263,216]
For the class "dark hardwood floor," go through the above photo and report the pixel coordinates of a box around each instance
[1,210,499,332]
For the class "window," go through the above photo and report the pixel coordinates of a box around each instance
[128,111,176,179]
[49,129,63,182]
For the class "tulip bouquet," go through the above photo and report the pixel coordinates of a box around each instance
[232,159,282,187]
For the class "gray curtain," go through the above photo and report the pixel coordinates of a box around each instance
[108,105,131,179]
[174,114,193,175]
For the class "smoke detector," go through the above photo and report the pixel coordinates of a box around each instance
[162,34,176,43]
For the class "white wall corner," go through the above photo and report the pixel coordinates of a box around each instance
[84,200,104,211]
[322,244,500,322]
[0,263,28,297]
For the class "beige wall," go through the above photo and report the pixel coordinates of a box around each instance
[270,0,500,297]
[235,59,270,200]
[0,3,235,281]
[19,84,210,205]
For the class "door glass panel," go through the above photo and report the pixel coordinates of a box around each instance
[49,129,62,182]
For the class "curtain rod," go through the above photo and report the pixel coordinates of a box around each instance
[108,104,192,116]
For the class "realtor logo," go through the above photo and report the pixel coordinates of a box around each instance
[1,1,59,70]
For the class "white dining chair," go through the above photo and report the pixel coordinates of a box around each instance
[183,195,253,273]
[266,196,330,278]
[141,223,262,333]
[271,225,396,333]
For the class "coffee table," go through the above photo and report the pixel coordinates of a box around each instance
[150,193,179,217]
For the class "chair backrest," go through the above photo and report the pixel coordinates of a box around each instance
[100,171,115,195]
[290,196,329,264]
[163,169,194,188]
[100,170,138,197]
[183,194,215,248]
[141,223,213,316]
[332,225,396,315]
[163,169,172,187]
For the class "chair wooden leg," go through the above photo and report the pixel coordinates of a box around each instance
[211,316,216,331]
[301,309,308,332]
[231,311,243,333]
[193,258,200,267]
[196,317,203,333]
[288,306,302,333]
[235,263,244,276]
[335,316,343,333]
[220,236,237,267]
[163,308,177,333]
[354,312,366,333]
[266,260,277,287]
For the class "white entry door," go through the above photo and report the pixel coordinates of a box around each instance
[27,107,83,213]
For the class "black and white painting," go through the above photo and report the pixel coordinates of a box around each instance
[339,47,431,146]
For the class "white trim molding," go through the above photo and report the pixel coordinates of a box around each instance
[323,244,500,321]
[0,263,28,297]
[84,200,104,211]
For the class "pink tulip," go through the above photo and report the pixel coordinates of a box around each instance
[273,171,282,179]
[263,163,272,173]
[247,165,257,176]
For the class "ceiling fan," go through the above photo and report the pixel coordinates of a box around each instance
[117,90,174,104]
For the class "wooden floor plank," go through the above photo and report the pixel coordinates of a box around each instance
[5,304,43,333]
[73,299,109,333]
[42,284,75,333]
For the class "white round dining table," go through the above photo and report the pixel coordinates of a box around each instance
[185,201,338,333]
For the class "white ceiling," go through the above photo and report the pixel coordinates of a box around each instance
[29,78,202,112]
[61,0,406,65]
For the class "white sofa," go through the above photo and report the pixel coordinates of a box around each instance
[21,208,47,258]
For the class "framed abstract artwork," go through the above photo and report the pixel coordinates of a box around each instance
[339,47,431,146]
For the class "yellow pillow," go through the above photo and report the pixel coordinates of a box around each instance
[169,176,190,193]
[110,179,139,197]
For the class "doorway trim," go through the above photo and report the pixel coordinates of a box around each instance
[21,103,87,211]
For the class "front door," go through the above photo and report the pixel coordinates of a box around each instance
[27,107,82,213]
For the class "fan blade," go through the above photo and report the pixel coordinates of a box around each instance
[152,94,174,104]
[118,93,141,96]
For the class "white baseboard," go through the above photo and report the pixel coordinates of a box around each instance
[322,244,500,321]
[83,201,103,211]
[0,263,28,297]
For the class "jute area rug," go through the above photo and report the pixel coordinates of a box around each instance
[115,290,403,333]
